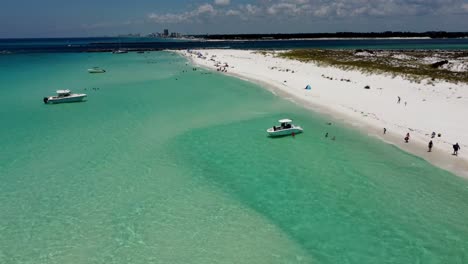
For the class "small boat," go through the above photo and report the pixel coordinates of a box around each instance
[112,49,128,54]
[267,119,303,137]
[43,90,87,104]
[87,67,106,73]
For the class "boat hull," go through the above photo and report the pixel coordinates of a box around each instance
[45,94,87,104]
[267,127,303,137]
[88,69,105,73]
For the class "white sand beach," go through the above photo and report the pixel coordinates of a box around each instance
[176,49,468,178]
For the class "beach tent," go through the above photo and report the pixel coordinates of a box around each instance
[305,85,312,90]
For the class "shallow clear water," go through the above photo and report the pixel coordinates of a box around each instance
[0,52,467,264]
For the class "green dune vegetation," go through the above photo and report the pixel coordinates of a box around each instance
[278,49,468,84]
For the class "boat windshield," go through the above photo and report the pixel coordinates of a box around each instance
[281,123,292,129]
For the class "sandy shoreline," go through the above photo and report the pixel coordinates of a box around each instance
[174,49,468,179]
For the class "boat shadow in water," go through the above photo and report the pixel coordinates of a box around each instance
[267,134,301,139]
[43,99,88,105]
[55,101,87,104]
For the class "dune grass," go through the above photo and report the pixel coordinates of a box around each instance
[279,49,468,84]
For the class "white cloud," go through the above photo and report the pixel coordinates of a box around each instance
[214,0,230,6]
[226,9,241,16]
[147,0,468,25]
[243,4,261,15]
[197,3,216,14]
[267,3,296,15]
[148,3,216,24]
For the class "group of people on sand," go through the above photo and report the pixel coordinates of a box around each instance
[426,133,461,156]
[383,128,462,156]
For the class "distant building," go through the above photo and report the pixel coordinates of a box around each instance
[163,29,169,37]
[170,32,181,38]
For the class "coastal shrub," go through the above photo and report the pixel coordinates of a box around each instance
[280,49,468,84]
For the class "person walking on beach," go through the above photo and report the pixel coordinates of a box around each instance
[431,132,436,138]
[397,96,401,104]
[428,140,433,152]
[383,128,387,134]
[404,132,410,143]
[453,143,461,156]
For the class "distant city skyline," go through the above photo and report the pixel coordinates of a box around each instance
[2,0,468,38]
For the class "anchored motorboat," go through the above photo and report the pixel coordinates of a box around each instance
[112,49,128,54]
[43,90,87,104]
[88,67,106,73]
[267,119,303,137]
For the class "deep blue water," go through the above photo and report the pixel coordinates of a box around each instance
[1,37,468,53]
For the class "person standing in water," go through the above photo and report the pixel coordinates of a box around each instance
[453,143,461,156]
[428,140,433,152]
[325,132,328,138]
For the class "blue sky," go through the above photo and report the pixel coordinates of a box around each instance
[1,0,468,38]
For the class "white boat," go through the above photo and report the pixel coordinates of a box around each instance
[43,90,87,104]
[267,119,303,137]
[112,49,128,54]
[87,67,106,73]
[113,39,127,54]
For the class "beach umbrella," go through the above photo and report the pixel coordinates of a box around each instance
[305,85,311,90]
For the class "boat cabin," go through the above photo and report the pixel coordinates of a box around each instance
[273,119,293,131]
[56,90,71,97]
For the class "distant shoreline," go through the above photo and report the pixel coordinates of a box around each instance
[194,32,468,41]
[201,37,434,42]
[2,31,468,40]
[1,37,467,55]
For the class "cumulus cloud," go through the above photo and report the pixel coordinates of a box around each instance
[214,0,230,6]
[148,3,216,23]
[198,3,215,14]
[147,0,468,24]
[242,4,261,15]
[226,9,241,16]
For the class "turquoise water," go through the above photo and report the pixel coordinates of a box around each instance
[1,52,467,264]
